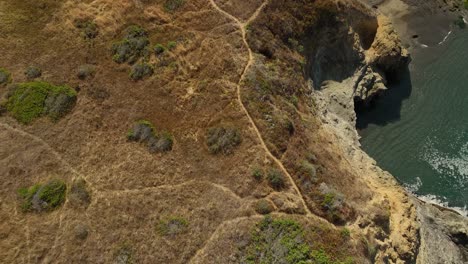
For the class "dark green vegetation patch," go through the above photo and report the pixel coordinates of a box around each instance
[157,216,188,236]
[129,63,154,81]
[0,68,12,86]
[24,66,42,80]
[6,81,77,124]
[164,0,185,12]
[112,25,150,64]
[18,179,66,212]
[127,120,174,153]
[74,18,99,40]
[267,168,285,189]
[255,199,275,215]
[206,126,242,155]
[245,216,353,264]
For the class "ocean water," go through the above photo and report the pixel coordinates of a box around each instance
[358,30,468,216]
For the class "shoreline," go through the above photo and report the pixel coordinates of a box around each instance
[359,0,468,217]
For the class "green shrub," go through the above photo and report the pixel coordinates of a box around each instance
[6,81,77,124]
[267,168,284,189]
[74,18,99,40]
[129,63,154,81]
[157,216,188,236]
[154,44,166,55]
[128,120,173,153]
[341,228,351,239]
[69,178,91,208]
[18,179,66,212]
[322,193,335,209]
[252,167,263,181]
[255,199,274,215]
[112,25,150,64]
[206,126,242,154]
[148,131,174,153]
[0,68,11,86]
[465,0,468,10]
[298,160,317,183]
[164,0,185,12]
[167,41,177,50]
[24,66,42,80]
[245,216,354,264]
[246,217,311,263]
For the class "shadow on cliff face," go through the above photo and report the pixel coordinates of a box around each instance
[355,66,413,129]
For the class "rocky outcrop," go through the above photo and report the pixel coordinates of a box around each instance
[415,199,468,263]
[312,6,468,263]
[366,16,411,75]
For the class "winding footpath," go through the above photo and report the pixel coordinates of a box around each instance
[208,0,312,216]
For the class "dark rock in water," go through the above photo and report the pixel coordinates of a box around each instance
[412,34,419,39]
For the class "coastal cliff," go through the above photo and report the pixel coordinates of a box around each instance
[0,0,466,263]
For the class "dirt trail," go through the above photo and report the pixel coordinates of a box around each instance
[187,1,328,261]
[209,0,313,216]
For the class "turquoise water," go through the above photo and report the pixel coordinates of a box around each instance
[358,30,468,215]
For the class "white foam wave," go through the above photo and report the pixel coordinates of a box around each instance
[404,177,468,217]
[420,138,468,188]
[438,30,452,45]
[416,194,468,217]
[404,177,422,193]
[420,44,429,48]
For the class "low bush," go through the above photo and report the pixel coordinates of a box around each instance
[77,64,96,80]
[69,178,91,208]
[298,160,317,183]
[157,216,188,236]
[252,167,264,181]
[245,216,354,263]
[74,224,89,240]
[18,179,66,212]
[245,216,307,263]
[127,120,173,153]
[267,168,284,189]
[148,132,173,153]
[6,81,77,124]
[206,126,242,155]
[74,18,99,40]
[154,44,166,55]
[255,199,274,215]
[167,41,177,50]
[341,228,351,239]
[0,68,11,86]
[24,66,42,80]
[164,0,185,12]
[112,25,150,64]
[129,63,154,81]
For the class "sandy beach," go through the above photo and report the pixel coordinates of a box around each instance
[363,0,464,48]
